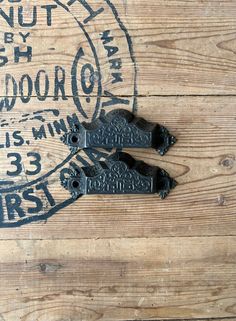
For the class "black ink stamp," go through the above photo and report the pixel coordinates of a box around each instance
[61,152,177,199]
[61,109,176,155]
[0,0,138,227]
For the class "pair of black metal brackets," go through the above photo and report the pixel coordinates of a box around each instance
[61,109,177,200]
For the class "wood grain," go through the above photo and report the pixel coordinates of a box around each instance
[0,237,235,321]
[0,95,235,239]
[127,0,236,95]
[0,0,236,320]
[0,0,236,95]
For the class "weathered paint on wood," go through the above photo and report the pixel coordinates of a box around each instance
[0,0,235,320]
[0,0,236,95]
[0,96,235,239]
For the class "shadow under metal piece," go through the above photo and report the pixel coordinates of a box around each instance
[61,109,176,156]
[61,152,177,200]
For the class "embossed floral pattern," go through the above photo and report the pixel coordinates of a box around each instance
[89,121,150,147]
[87,161,152,194]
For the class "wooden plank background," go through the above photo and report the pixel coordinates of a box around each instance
[0,0,236,321]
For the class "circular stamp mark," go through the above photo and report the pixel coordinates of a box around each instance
[0,0,137,227]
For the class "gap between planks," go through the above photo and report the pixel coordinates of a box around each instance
[0,235,236,241]
[2,94,236,98]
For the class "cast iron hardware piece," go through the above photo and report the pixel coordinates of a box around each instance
[61,152,177,200]
[61,109,176,155]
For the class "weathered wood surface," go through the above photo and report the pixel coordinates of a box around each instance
[0,0,236,320]
[0,0,236,95]
[0,237,236,321]
[0,96,235,239]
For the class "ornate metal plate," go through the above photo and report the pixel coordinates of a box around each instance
[61,152,177,199]
[61,109,176,155]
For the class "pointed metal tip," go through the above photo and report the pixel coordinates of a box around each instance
[171,136,177,145]
[172,179,178,189]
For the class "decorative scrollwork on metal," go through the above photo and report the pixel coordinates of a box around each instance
[61,152,177,200]
[61,109,176,155]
